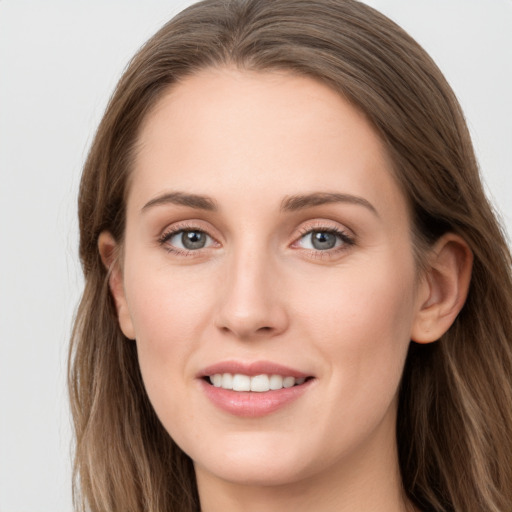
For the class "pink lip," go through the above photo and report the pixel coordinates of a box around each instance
[197,360,314,417]
[198,360,310,378]
[199,379,313,417]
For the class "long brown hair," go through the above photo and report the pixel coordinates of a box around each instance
[69,1,512,510]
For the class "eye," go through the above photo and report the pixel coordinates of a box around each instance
[160,228,215,252]
[296,228,354,251]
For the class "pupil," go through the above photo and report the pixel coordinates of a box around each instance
[312,231,336,250]
[182,231,206,249]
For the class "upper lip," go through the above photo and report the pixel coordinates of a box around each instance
[198,360,311,378]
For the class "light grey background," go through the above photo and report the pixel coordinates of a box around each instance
[0,1,510,511]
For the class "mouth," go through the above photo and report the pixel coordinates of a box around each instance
[198,361,315,417]
[204,373,312,392]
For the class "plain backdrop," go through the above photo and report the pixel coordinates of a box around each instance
[0,1,511,511]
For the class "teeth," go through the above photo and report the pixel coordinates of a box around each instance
[250,374,269,392]
[269,374,283,390]
[208,373,307,392]
[221,373,233,389]
[232,374,251,391]
[283,376,295,388]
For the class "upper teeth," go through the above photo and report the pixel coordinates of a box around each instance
[209,373,306,392]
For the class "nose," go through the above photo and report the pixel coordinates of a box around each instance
[214,247,289,340]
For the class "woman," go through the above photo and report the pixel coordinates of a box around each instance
[69,0,512,511]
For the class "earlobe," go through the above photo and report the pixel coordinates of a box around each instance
[98,231,136,340]
[411,233,473,344]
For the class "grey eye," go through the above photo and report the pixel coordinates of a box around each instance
[311,231,337,250]
[298,230,342,251]
[182,231,207,249]
[169,230,212,250]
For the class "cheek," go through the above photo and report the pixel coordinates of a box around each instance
[122,252,243,421]
[124,246,217,343]
[283,258,417,463]
[296,255,417,394]
[122,260,217,409]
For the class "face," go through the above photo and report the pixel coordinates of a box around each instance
[113,68,427,489]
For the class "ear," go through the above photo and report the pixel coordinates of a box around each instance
[98,231,136,340]
[411,233,473,343]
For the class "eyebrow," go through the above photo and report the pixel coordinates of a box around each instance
[141,190,378,216]
[141,191,218,212]
[280,192,378,216]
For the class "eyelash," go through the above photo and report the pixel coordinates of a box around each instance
[157,223,216,256]
[157,222,356,258]
[294,225,355,256]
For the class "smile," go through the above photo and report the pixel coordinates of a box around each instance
[199,362,314,417]
[208,373,307,392]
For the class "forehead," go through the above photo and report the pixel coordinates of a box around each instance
[130,67,407,221]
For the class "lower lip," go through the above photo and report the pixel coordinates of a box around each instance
[199,379,313,417]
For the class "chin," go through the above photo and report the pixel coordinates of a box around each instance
[195,458,311,488]
[187,431,317,487]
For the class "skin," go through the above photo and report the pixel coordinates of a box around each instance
[100,68,472,512]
